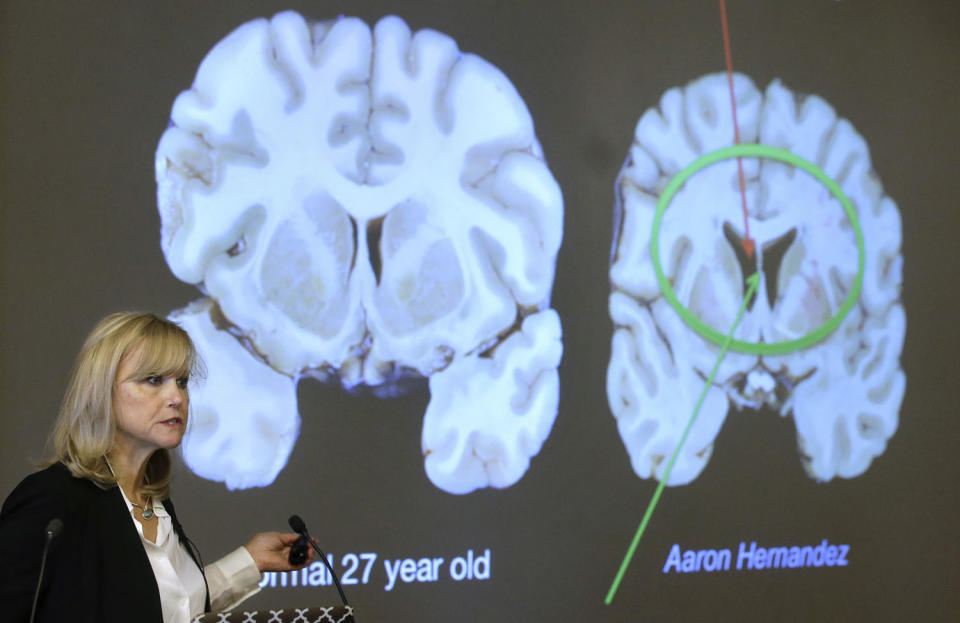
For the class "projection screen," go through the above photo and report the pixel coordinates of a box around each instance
[2,1,958,620]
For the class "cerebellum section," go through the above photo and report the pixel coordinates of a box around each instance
[156,11,564,493]
[608,73,905,485]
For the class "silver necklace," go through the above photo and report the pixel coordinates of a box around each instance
[104,457,154,519]
[129,499,155,520]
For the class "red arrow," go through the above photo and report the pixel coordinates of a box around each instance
[719,0,755,258]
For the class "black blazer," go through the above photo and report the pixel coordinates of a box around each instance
[0,463,208,623]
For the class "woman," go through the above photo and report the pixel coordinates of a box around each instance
[0,312,311,622]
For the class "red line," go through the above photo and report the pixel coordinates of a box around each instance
[719,0,753,254]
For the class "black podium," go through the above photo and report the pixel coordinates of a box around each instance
[192,605,355,622]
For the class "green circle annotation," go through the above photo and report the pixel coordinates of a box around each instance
[649,144,865,355]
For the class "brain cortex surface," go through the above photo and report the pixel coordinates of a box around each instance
[608,73,904,486]
[156,12,563,494]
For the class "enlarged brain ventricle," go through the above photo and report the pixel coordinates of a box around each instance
[608,73,905,485]
[156,12,563,493]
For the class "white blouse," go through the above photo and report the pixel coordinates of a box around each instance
[116,487,262,622]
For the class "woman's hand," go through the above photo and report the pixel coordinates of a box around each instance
[244,532,313,572]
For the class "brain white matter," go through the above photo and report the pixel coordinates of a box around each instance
[156,12,563,493]
[608,73,905,485]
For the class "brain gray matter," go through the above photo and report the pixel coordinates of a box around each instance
[156,12,563,493]
[608,73,905,485]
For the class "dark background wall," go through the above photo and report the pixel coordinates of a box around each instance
[2,1,958,620]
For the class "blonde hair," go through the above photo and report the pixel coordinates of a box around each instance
[45,312,199,500]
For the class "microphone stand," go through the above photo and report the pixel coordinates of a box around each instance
[304,534,350,607]
[29,518,63,623]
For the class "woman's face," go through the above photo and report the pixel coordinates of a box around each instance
[112,347,190,456]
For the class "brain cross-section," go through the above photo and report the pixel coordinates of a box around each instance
[608,73,905,486]
[156,12,563,494]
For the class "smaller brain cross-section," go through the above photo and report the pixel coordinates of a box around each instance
[155,12,564,494]
[608,73,905,486]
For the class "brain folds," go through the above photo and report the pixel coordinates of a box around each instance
[157,12,563,494]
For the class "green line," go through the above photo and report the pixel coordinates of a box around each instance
[605,272,760,605]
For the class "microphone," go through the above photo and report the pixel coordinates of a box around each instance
[289,514,307,534]
[288,515,349,607]
[29,518,63,623]
[45,519,63,539]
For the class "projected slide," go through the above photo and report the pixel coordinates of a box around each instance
[607,73,905,486]
[155,11,563,494]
